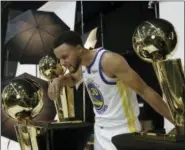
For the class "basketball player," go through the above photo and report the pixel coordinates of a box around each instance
[48,31,174,150]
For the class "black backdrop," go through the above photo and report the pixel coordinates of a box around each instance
[102,2,156,54]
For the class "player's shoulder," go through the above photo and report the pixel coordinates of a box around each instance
[101,50,126,67]
[101,50,128,76]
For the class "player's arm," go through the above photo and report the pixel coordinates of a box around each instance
[101,51,174,124]
[48,68,82,99]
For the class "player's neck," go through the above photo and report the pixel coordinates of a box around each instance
[80,48,96,67]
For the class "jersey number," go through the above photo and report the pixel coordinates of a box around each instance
[90,88,99,96]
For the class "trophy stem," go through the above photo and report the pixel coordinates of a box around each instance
[152,58,185,134]
[14,123,39,150]
[54,92,64,122]
[66,86,75,118]
[48,80,66,122]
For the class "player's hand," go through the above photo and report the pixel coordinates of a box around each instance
[48,76,63,100]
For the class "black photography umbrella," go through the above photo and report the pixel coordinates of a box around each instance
[1,73,56,141]
[4,9,70,64]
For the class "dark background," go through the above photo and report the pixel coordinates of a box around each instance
[1,1,164,141]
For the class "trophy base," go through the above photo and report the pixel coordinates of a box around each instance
[55,117,83,123]
[23,121,93,150]
[28,120,83,129]
[134,132,185,142]
[53,120,83,124]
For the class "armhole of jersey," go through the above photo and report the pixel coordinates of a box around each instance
[87,47,104,73]
[99,51,117,85]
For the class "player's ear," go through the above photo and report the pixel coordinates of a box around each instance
[76,44,83,52]
[76,44,82,49]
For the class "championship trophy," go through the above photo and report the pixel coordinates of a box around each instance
[132,18,185,141]
[1,78,44,150]
[39,55,81,122]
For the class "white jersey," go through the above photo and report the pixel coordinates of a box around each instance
[82,47,140,132]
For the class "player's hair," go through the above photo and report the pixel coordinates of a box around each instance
[53,31,83,48]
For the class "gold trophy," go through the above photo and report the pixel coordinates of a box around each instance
[132,18,185,141]
[1,78,44,150]
[39,55,78,122]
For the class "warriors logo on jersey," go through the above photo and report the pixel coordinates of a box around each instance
[86,80,108,114]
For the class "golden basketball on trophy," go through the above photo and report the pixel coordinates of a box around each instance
[39,55,66,80]
[2,78,44,121]
[132,18,185,141]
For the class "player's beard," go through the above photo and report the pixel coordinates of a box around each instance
[68,57,81,74]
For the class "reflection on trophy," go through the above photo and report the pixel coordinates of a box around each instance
[1,78,44,150]
[132,18,185,141]
[39,55,76,122]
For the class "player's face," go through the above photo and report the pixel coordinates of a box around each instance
[54,43,82,73]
